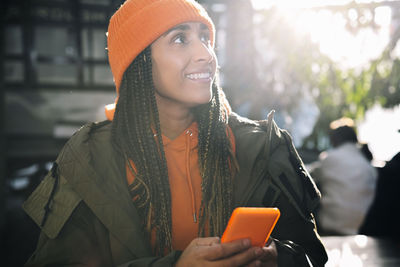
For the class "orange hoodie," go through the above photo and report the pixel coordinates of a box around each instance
[126,122,235,251]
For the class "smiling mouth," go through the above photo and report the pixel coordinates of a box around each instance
[185,72,212,80]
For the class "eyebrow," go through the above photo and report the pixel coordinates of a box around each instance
[162,23,209,37]
[162,24,191,37]
[200,24,208,31]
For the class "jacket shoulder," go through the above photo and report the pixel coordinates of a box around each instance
[55,120,113,165]
[229,111,283,157]
[230,111,321,218]
[23,166,82,238]
[22,120,112,238]
[65,120,112,147]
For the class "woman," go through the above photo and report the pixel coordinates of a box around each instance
[23,0,327,266]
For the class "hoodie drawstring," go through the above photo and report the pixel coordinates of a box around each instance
[185,129,197,223]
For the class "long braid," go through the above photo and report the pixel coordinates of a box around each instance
[112,46,235,255]
[112,47,171,255]
[143,49,173,249]
[196,83,235,237]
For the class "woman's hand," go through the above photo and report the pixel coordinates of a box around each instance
[175,237,265,267]
[245,238,278,267]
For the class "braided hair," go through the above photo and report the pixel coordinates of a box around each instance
[111,46,235,255]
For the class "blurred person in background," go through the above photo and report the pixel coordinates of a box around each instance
[359,143,400,240]
[308,117,378,235]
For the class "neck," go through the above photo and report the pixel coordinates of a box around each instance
[157,103,194,140]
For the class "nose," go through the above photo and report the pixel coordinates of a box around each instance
[192,39,214,63]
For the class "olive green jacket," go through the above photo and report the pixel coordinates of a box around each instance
[23,112,327,266]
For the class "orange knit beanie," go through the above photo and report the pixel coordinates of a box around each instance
[105,0,215,120]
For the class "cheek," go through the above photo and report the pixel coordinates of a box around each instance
[151,62,162,90]
[211,50,218,68]
[152,65,179,94]
[152,54,185,90]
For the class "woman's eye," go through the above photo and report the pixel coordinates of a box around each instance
[173,34,186,44]
[200,33,210,44]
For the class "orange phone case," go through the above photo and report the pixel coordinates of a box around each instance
[221,207,280,247]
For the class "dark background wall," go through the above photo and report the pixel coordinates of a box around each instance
[1,0,120,265]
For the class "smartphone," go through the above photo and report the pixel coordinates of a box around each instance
[221,207,280,247]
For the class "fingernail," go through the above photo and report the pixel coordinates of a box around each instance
[242,239,250,247]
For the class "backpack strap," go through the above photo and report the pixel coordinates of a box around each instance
[262,110,275,163]
[259,112,321,219]
[281,130,321,205]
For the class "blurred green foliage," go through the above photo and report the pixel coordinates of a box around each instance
[251,6,400,150]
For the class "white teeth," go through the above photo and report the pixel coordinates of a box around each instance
[186,72,210,80]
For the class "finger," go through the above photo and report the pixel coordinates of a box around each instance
[195,237,221,246]
[205,238,251,261]
[217,246,263,267]
[257,246,274,260]
[258,241,278,263]
[245,260,262,267]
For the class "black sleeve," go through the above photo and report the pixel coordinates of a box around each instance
[270,193,327,267]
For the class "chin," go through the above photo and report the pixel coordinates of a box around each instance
[186,96,212,108]
[196,94,213,105]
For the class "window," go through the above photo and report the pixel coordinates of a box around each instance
[2,0,120,90]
